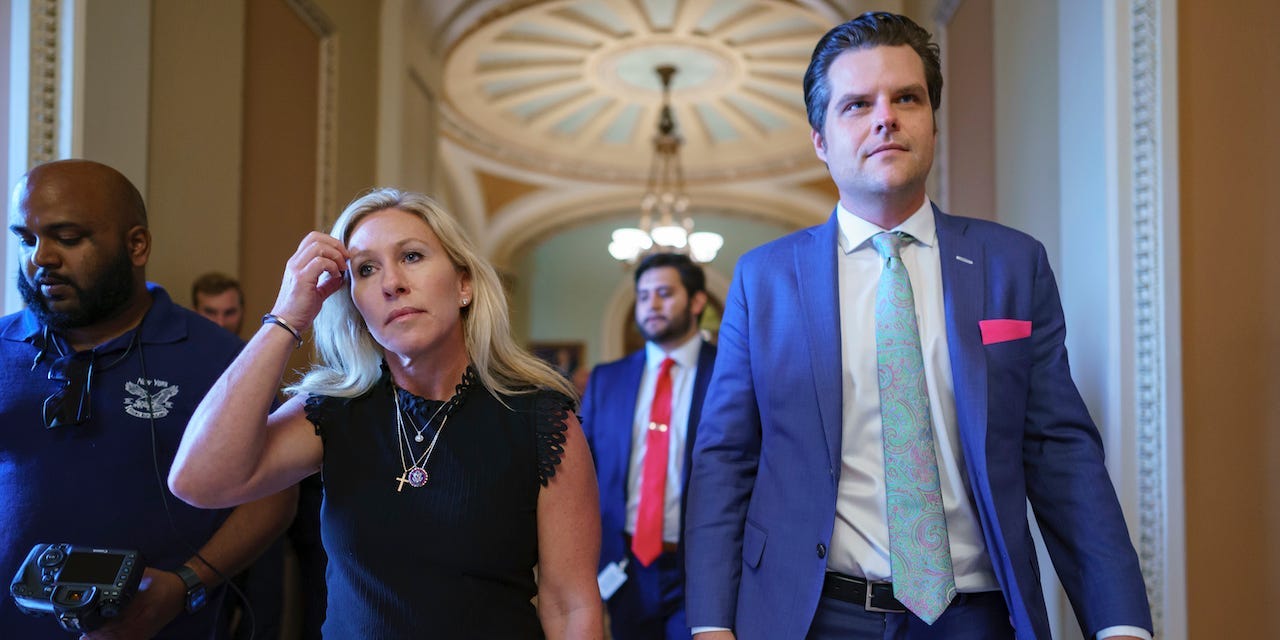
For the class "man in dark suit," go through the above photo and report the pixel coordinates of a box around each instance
[684,12,1152,640]
[582,252,716,640]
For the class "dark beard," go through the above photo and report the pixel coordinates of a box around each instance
[638,308,695,345]
[18,249,138,330]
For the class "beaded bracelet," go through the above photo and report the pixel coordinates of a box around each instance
[261,313,303,349]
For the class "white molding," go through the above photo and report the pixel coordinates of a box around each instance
[1129,0,1165,628]
[929,3,952,212]
[1101,0,1185,636]
[5,0,33,313]
[61,0,79,158]
[1108,0,1185,637]
[28,0,59,164]
[1127,0,1184,636]
[1155,0,1185,634]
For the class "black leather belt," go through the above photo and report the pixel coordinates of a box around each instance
[822,571,907,613]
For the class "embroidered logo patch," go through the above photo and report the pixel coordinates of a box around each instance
[124,378,180,419]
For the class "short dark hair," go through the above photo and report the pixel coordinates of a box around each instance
[803,11,943,135]
[191,272,243,307]
[634,252,706,299]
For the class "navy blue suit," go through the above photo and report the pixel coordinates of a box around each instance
[582,342,716,639]
[684,206,1152,639]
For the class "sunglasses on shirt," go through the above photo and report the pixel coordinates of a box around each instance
[43,351,95,429]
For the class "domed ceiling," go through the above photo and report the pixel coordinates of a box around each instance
[440,0,851,184]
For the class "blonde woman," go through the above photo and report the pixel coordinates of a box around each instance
[170,189,603,638]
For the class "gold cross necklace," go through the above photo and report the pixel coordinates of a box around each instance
[393,387,451,492]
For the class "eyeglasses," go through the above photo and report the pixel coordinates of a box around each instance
[43,351,95,429]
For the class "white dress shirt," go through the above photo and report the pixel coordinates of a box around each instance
[830,198,999,591]
[625,334,703,544]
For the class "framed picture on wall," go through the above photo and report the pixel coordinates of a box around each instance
[529,341,585,381]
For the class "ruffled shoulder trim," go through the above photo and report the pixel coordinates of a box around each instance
[533,390,574,487]
[303,393,352,437]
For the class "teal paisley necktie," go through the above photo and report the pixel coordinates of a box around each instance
[872,231,957,624]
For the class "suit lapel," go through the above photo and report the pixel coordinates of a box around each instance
[680,342,716,518]
[684,342,715,479]
[935,206,989,468]
[795,212,844,476]
[607,350,647,490]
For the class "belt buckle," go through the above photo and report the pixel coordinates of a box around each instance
[864,581,900,614]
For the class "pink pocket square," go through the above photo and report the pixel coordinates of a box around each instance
[979,319,1032,345]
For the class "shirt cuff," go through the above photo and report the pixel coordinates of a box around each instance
[691,627,732,635]
[1096,625,1153,640]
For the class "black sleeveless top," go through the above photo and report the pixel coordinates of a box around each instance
[304,368,572,639]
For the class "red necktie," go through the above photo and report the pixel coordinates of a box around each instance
[633,357,675,567]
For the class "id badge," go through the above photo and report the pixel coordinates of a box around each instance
[597,558,629,599]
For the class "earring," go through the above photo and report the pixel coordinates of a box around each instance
[460,297,470,306]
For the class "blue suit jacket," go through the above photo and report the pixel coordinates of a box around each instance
[684,207,1151,639]
[582,342,717,613]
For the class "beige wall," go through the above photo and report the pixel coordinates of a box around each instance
[239,0,320,358]
[148,2,246,303]
[943,0,995,219]
[1180,0,1280,636]
[81,0,152,191]
[314,0,380,207]
[146,0,380,327]
[385,0,445,199]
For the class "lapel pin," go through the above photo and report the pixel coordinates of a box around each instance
[956,255,974,265]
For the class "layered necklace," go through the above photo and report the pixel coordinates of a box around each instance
[392,367,474,492]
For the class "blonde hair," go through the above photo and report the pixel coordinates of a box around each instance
[286,189,577,403]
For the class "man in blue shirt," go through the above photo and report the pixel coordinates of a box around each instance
[1,159,297,639]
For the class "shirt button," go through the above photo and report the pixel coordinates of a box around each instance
[816,544,827,558]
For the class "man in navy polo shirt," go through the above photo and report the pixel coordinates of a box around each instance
[0,159,298,639]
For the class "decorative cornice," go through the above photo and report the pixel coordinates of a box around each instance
[438,103,816,186]
[441,0,547,56]
[29,0,60,165]
[1130,0,1165,635]
[441,0,850,53]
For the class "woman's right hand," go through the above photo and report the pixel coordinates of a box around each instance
[270,231,350,333]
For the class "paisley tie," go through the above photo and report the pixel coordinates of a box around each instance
[872,231,956,624]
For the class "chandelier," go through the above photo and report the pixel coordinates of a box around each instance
[609,65,724,264]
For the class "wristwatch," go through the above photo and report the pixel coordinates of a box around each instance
[171,564,207,613]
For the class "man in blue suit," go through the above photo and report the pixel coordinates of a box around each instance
[582,252,716,639]
[684,12,1152,640]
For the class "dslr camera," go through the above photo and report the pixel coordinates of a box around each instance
[10,543,146,633]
